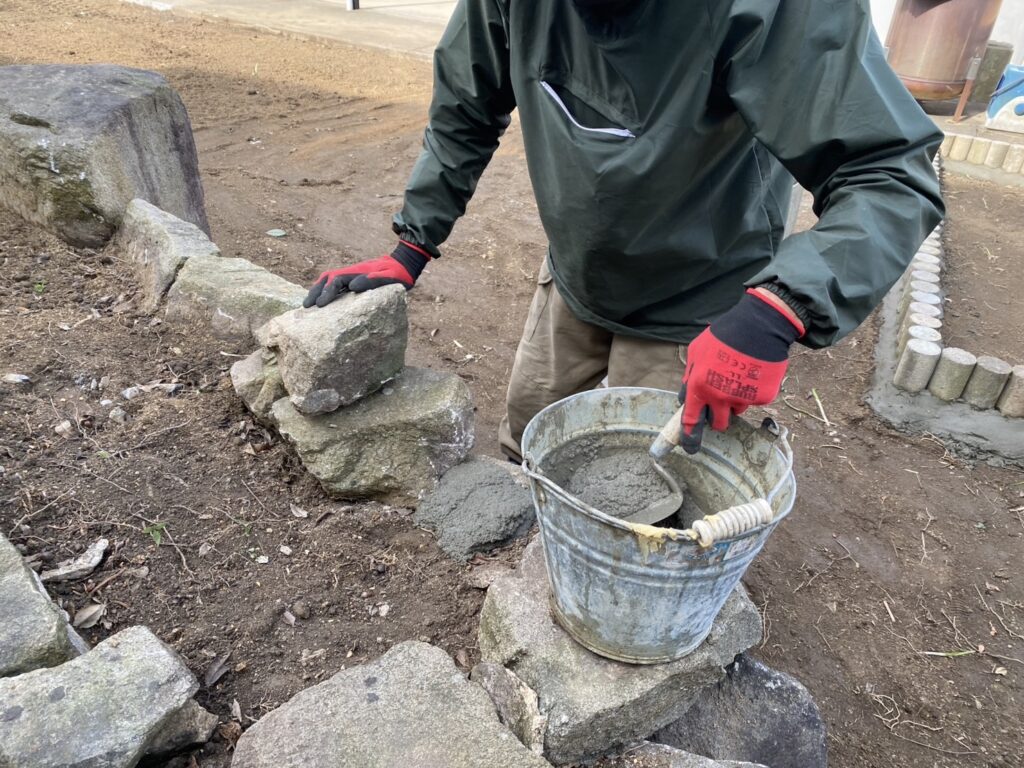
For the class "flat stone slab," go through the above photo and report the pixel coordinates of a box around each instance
[271,367,474,504]
[231,641,552,768]
[654,654,826,768]
[0,64,208,248]
[0,626,198,768]
[115,198,220,313]
[256,284,407,414]
[478,540,762,765]
[166,253,306,342]
[414,456,535,561]
[0,533,75,677]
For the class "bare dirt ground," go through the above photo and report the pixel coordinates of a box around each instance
[1,2,1023,767]
[942,174,1024,365]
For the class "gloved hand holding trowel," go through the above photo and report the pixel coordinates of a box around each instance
[676,288,806,454]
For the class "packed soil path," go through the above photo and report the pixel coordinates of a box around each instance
[1,3,1023,767]
[941,174,1024,366]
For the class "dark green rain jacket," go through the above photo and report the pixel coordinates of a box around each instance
[392,0,945,348]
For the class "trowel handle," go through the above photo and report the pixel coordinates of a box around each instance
[650,405,685,461]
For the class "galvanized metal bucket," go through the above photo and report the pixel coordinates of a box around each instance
[521,387,795,664]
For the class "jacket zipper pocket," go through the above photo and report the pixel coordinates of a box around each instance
[540,81,636,139]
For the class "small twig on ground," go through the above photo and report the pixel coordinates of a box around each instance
[810,388,831,427]
[241,479,275,518]
[79,466,131,494]
[781,397,830,424]
[794,543,855,593]
[975,584,1024,641]
[883,599,896,624]
[128,420,192,451]
[8,489,72,536]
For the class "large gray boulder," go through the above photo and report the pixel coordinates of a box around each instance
[115,198,219,313]
[0,626,199,768]
[0,534,75,677]
[231,641,552,768]
[166,254,306,342]
[596,742,765,768]
[415,456,535,561]
[256,284,407,415]
[271,367,474,504]
[654,654,827,768]
[478,540,762,765]
[231,349,287,425]
[0,64,208,248]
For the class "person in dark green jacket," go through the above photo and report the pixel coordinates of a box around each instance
[304,0,944,459]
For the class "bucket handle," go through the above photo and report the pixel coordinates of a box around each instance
[523,463,777,548]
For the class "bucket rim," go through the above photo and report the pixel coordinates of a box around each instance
[520,386,795,543]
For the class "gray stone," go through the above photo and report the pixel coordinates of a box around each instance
[144,699,219,759]
[655,654,827,768]
[166,254,305,342]
[256,284,407,414]
[40,537,108,582]
[0,626,198,768]
[271,367,474,504]
[478,540,762,765]
[231,349,287,424]
[414,456,535,561]
[471,661,547,755]
[596,742,765,768]
[115,198,219,313]
[0,533,74,677]
[231,641,551,768]
[0,64,208,248]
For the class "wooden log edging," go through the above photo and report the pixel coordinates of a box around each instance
[890,155,1022,419]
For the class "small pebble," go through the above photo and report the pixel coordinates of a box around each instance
[279,545,293,556]
[54,420,74,437]
[108,407,129,425]
[100,399,113,407]
[292,600,311,620]
[4,373,32,385]
[122,386,143,400]
[255,555,269,564]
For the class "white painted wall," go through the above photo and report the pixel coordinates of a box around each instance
[869,0,1024,65]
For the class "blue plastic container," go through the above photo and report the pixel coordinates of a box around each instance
[986,64,1024,135]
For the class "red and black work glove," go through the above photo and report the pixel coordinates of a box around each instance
[679,289,804,454]
[303,241,431,308]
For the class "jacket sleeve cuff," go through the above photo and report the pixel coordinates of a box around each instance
[754,282,813,333]
[391,219,442,258]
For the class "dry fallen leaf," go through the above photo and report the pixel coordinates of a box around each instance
[73,602,106,628]
[205,651,232,687]
[455,648,469,668]
[217,721,243,749]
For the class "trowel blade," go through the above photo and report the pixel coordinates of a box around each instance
[621,459,683,526]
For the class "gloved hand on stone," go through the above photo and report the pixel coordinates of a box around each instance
[678,288,805,454]
[303,241,431,308]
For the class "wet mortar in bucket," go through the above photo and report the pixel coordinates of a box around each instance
[543,432,703,528]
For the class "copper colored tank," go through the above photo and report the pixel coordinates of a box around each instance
[886,0,1004,101]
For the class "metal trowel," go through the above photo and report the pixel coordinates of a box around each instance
[621,405,686,526]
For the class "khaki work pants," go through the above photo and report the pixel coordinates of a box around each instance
[499,260,688,461]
